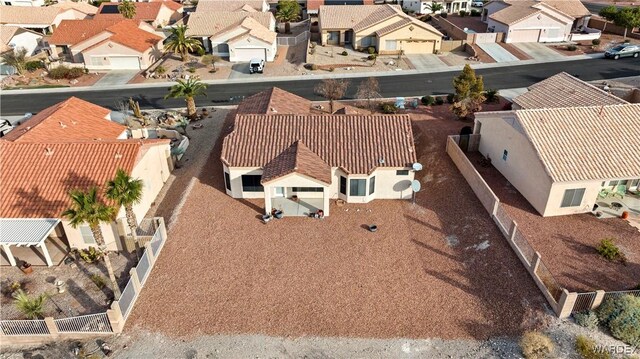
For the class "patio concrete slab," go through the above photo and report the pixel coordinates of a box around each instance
[405,54,448,71]
[93,70,139,87]
[477,43,519,62]
[272,197,322,216]
[512,43,565,61]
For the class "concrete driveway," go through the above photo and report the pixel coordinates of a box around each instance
[93,70,139,87]
[406,54,448,71]
[513,43,565,61]
[477,43,519,62]
[229,63,253,79]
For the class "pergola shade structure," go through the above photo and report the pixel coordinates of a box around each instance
[0,218,60,267]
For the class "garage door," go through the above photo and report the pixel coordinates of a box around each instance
[400,40,435,54]
[235,48,266,62]
[108,56,141,70]
[509,29,540,43]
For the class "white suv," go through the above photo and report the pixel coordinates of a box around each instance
[249,58,265,74]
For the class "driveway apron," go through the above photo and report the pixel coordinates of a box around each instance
[405,54,449,71]
[477,43,519,62]
[513,42,565,61]
[93,70,139,87]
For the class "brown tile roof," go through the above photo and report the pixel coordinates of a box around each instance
[261,140,332,184]
[319,4,401,30]
[2,97,125,142]
[514,104,640,182]
[185,11,273,36]
[490,0,583,25]
[228,17,276,44]
[221,114,417,175]
[539,0,590,17]
[0,140,169,218]
[48,19,120,45]
[0,6,62,26]
[95,1,181,22]
[514,72,628,109]
[489,1,541,25]
[49,19,162,51]
[196,0,265,12]
[236,87,311,114]
[51,1,99,15]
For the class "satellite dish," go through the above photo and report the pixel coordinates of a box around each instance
[412,163,423,171]
[411,180,421,192]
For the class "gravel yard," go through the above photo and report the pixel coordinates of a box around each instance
[468,153,640,292]
[126,101,548,340]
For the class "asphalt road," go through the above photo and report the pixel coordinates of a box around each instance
[1,58,639,115]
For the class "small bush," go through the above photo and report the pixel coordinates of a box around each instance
[195,47,205,56]
[48,66,84,80]
[567,44,578,51]
[435,97,444,105]
[459,10,467,17]
[597,295,640,346]
[470,9,480,16]
[90,274,106,290]
[367,46,376,54]
[76,247,103,263]
[340,50,348,56]
[13,290,47,320]
[367,54,377,60]
[574,311,599,329]
[380,102,398,114]
[187,66,196,74]
[592,39,601,46]
[596,238,625,262]
[155,65,167,75]
[25,60,44,72]
[446,93,455,104]
[485,89,498,103]
[440,12,448,18]
[421,95,435,105]
[520,331,554,359]
[624,39,630,43]
[575,335,610,359]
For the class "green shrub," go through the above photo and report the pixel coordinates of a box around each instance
[484,89,498,103]
[574,311,599,329]
[592,39,601,46]
[596,238,625,262]
[380,102,398,114]
[470,9,480,16]
[76,247,103,263]
[90,274,106,290]
[367,46,376,54]
[421,95,435,105]
[187,66,196,74]
[624,39,630,43]
[597,295,640,346]
[13,290,47,319]
[575,335,610,359]
[459,10,467,17]
[440,12,448,18]
[446,93,455,104]
[367,54,377,60]
[567,44,577,51]
[48,66,84,80]
[435,97,444,105]
[340,50,348,56]
[155,65,167,75]
[25,60,44,72]
[520,331,554,359]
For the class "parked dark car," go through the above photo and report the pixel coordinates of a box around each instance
[604,44,640,59]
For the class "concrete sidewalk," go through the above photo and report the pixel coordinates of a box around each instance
[1,53,604,95]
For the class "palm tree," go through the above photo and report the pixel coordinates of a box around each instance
[106,169,144,261]
[275,0,301,34]
[426,2,444,14]
[165,78,207,119]
[164,25,204,62]
[117,0,136,19]
[63,187,122,300]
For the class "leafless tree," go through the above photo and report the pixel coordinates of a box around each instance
[314,78,350,113]
[355,77,381,112]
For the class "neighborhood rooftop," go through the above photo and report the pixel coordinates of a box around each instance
[0,6,62,26]
[513,72,629,109]
[0,140,169,218]
[512,104,640,182]
[489,0,589,25]
[221,114,417,175]
[319,4,401,29]
[94,1,182,22]
[185,11,272,37]
[236,87,311,114]
[1,97,125,142]
[195,0,265,12]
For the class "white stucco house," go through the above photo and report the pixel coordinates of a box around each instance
[473,103,640,217]
[0,97,174,267]
[481,0,599,43]
[0,25,43,56]
[221,88,418,217]
[400,0,472,14]
[185,11,277,62]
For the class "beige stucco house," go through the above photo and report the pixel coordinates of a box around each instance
[400,0,472,15]
[48,19,164,70]
[0,3,96,33]
[0,97,173,267]
[0,25,43,56]
[94,1,183,28]
[482,0,600,43]
[319,4,443,54]
[186,11,277,62]
[473,104,640,217]
[221,88,418,217]
[195,0,269,12]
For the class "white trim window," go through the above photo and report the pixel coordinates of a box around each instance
[80,225,96,245]
[561,188,585,208]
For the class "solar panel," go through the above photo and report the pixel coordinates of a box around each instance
[100,4,120,14]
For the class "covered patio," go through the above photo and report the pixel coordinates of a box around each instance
[0,219,69,267]
[271,197,324,217]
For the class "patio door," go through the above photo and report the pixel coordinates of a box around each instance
[274,187,285,197]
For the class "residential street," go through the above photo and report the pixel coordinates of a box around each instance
[1,58,638,115]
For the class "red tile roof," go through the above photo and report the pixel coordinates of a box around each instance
[102,20,163,52]
[48,19,119,45]
[2,97,125,142]
[261,140,332,184]
[236,87,311,114]
[0,140,169,218]
[95,1,181,22]
[221,114,416,175]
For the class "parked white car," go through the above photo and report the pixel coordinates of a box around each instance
[249,58,265,74]
[0,119,14,137]
[471,1,484,7]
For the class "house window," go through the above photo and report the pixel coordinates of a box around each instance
[386,40,397,50]
[241,175,263,192]
[397,170,409,175]
[350,179,366,196]
[369,176,376,195]
[80,225,96,245]
[560,188,585,208]
[339,176,347,195]
[608,180,619,187]
[361,36,375,47]
[502,149,508,161]
[224,172,231,191]
[291,187,323,192]
[461,2,467,8]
